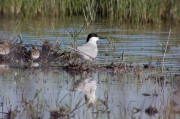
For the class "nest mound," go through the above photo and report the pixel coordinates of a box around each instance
[0,36,153,74]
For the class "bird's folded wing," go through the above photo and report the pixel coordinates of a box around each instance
[65,45,95,60]
[77,45,97,58]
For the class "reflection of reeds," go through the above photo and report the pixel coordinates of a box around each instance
[1,0,180,23]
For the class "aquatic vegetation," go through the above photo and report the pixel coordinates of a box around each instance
[0,0,180,24]
[65,24,85,48]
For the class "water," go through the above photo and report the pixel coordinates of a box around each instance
[0,18,180,118]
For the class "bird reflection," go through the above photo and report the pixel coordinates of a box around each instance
[72,73,97,106]
[30,62,39,68]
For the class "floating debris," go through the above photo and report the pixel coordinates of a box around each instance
[142,93,151,96]
[145,105,158,116]
[143,63,154,69]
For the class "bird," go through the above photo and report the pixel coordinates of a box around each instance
[42,40,53,53]
[75,33,99,61]
[0,41,10,55]
[30,45,40,60]
[73,77,97,104]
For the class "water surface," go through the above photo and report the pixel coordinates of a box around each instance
[0,18,180,118]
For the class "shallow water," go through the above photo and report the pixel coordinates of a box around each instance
[0,68,179,119]
[0,18,180,118]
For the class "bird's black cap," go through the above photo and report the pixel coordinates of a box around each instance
[86,33,98,42]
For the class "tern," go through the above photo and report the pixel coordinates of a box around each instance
[67,33,99,61]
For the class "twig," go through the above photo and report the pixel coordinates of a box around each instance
[65,24,85,40]
[122,51,124,61]
[119,51,125,68]
[29,27,43,41]
[74,24,85,38]
[65,24,85,48]
[146,55,150,63]
[162,29,171,73]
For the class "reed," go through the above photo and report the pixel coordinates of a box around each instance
[0,0,179,24]
[162,29,171,73]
